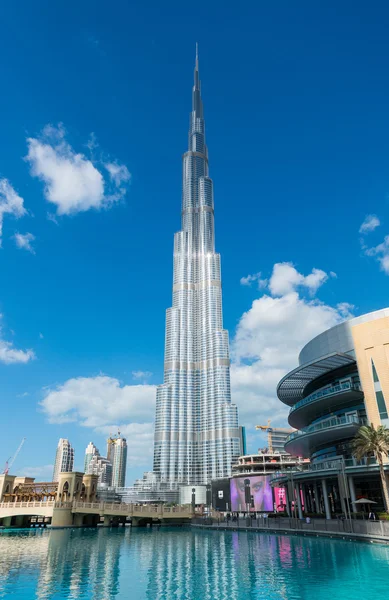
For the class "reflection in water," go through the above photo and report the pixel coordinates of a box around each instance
[0,527,388,599]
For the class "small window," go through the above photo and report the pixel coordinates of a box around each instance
[372,360,379,383]
[376,391,388,420]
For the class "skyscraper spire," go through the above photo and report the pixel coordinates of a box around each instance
[153,53,242,487]
[193,44,202,117]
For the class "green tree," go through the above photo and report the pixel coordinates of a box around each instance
[353,424,389,513]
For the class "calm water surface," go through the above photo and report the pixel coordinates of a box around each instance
[0,527,388,599]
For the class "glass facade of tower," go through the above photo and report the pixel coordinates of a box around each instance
[153,53,241,486]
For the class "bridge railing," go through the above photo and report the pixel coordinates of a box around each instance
[0,501,56,509]
[71,502,194,515]
[0,500,194,515]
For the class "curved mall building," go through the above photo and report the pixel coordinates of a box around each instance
[273,307,389,517]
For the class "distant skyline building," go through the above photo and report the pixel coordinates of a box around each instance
[84,441,113,486]
[84,442,99,473]
[267,430,292,454]
[52,438,74,482]
[153,48,242,487]
[86,454,113,486]
[107,435,127,488]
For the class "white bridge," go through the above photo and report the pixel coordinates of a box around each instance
[0,501,194,528]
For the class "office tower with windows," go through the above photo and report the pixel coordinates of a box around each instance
[107,435,127,488]
[153,49,242,487]
[52,438,74,482]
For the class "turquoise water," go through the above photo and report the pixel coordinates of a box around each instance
[0,527,388,599]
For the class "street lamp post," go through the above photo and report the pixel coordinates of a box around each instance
[191,487,196,512]
[206,484,211,516]
[338,457,352,529]
[244,479,251,516]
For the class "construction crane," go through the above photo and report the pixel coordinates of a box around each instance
[255,420,294,453]
[3,437,26,475]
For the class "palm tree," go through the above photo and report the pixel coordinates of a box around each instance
[353,424,389,513]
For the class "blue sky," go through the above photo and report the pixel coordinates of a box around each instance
[1,0,389,483]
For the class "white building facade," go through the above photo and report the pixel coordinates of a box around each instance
[84,442,99,473]
[52,438,74,482]
[107,436,127,488]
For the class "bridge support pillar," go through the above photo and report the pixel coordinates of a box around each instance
[51,507,73,528]
[131,517,150,527]
[73,513,84,527]
[14,515,27,528]
[103,516,112,527]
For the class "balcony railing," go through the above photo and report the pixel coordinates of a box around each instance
[286,414,366,444]
[269,455,378,483]
[290,381,361,415]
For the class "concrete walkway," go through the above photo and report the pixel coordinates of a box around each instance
[192,518,389,545]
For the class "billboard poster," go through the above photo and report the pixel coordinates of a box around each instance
[230,475,274,512]
[273,486,286,512]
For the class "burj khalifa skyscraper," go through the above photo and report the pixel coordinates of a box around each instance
[153,48,242,487]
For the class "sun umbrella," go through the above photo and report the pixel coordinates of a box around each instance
[351,498,377,504]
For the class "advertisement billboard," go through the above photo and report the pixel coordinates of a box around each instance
[211,478,231,511]
[230,475,274,512]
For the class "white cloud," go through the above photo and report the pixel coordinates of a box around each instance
[230,262,353,431]
[40,375,156,427]
[0,315,35,364]
[268,262,329,296]
[40,375,156,470]
[13,232,36,254]
[0,179,26,245]
[364,235,389,274]
[25,124,130,215]
[104,162,131,187]
[359,214,380,234]
[132,370,152,381]
[39,332,44,339]
[46,212,58,225]
[358,213,389,273]
[240,272,268,289]
[18,464,54,480]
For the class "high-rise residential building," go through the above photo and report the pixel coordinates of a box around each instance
[52,438,74,482]
[153,48,242,487]
[84,442,99,473]
[107,435,127,488]
[86,454,113,486]
[84,442,113,486]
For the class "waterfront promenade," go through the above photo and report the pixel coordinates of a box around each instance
[192,515,389,544]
